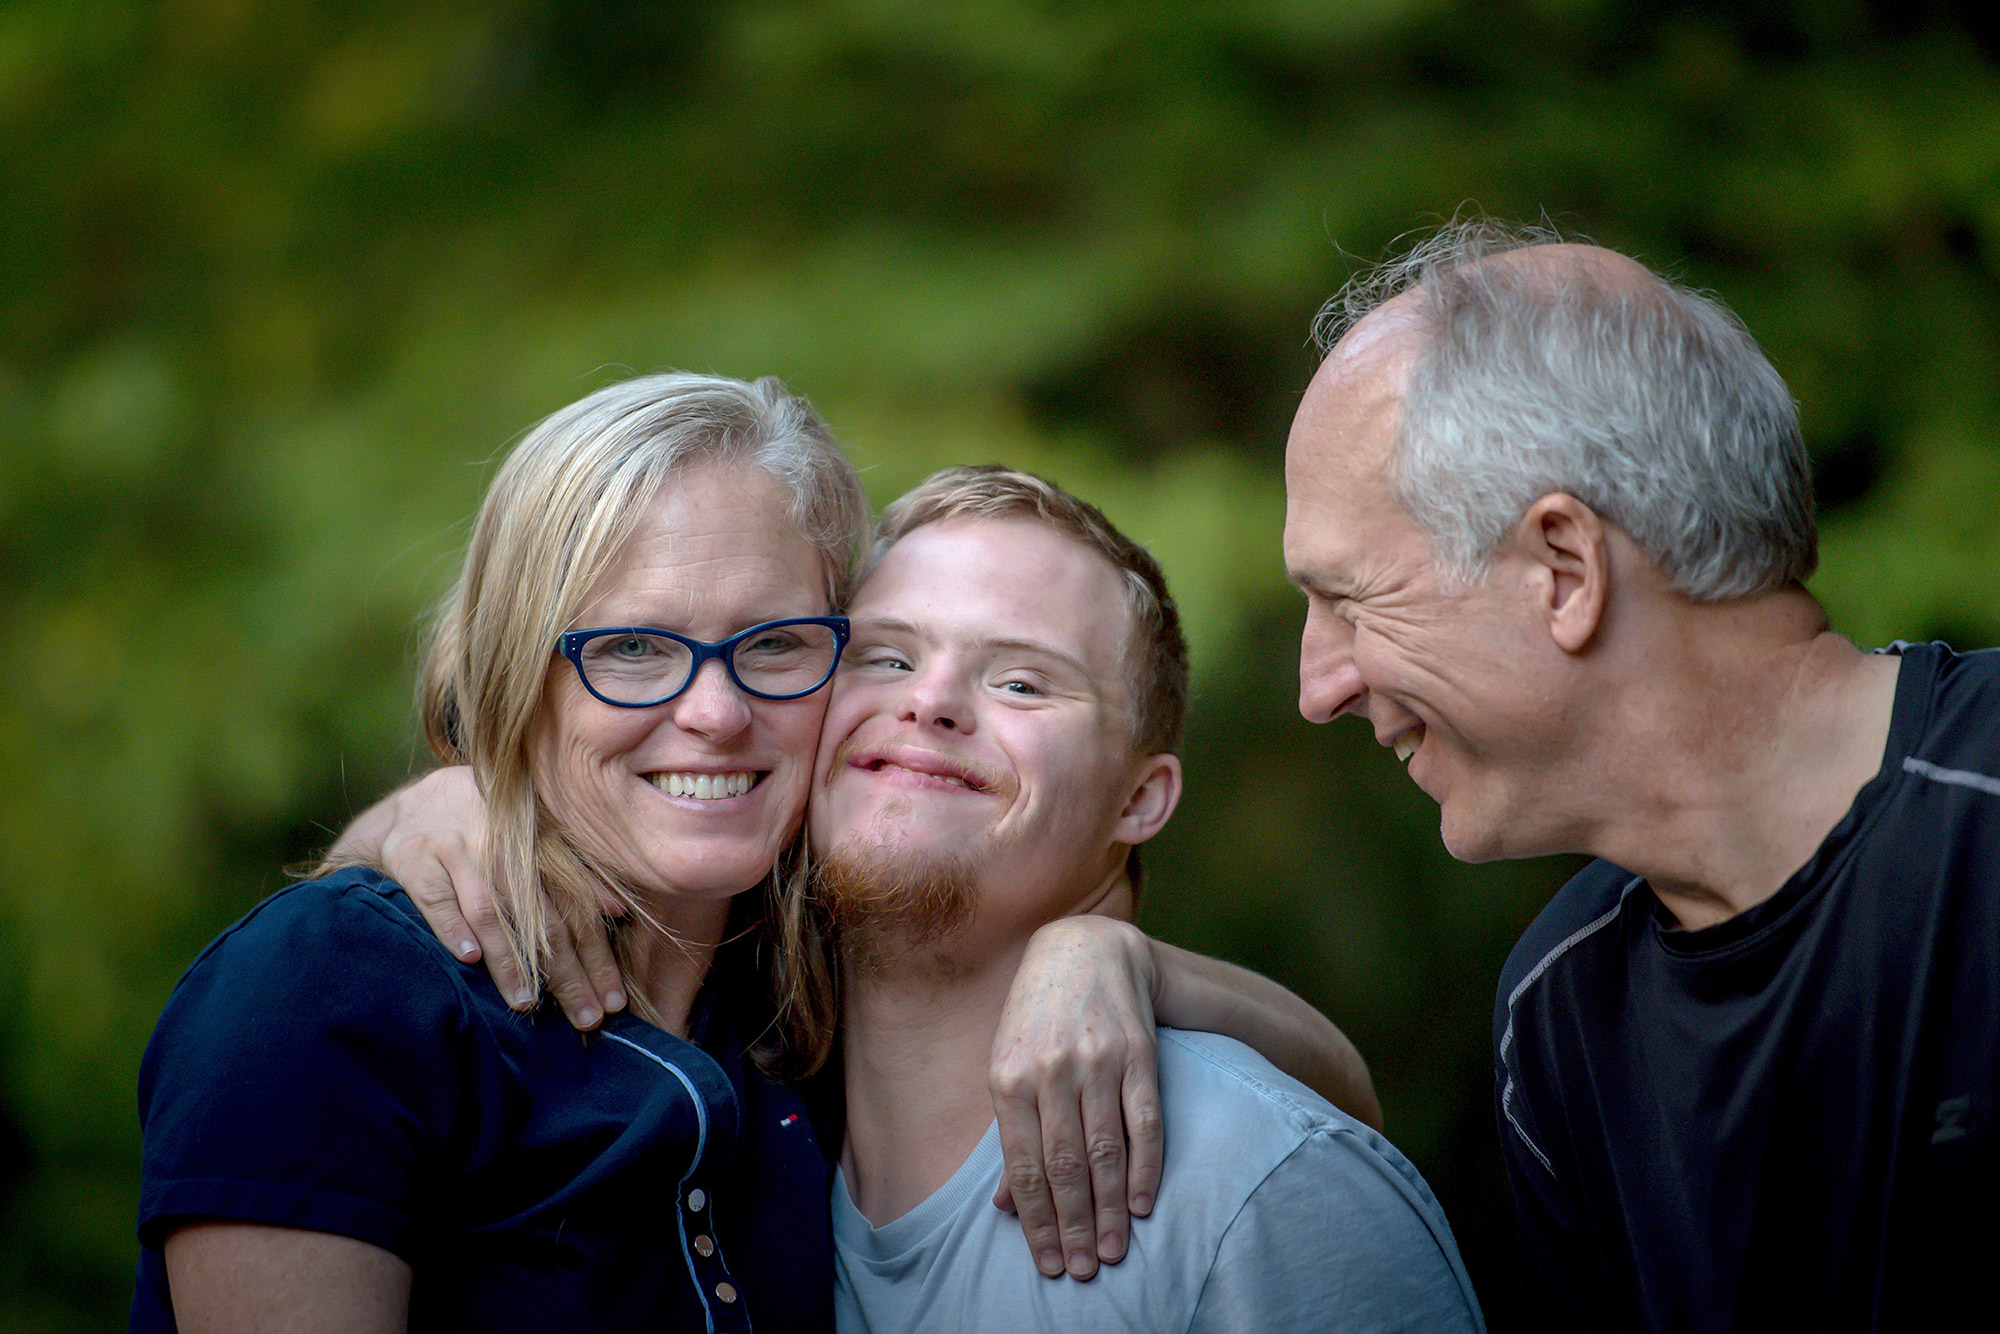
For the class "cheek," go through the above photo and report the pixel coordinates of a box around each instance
[764,691,832,767]
[757,694,833,833]
[1353,611,1465,688]
[810,684,879,784]
[1348,628,1407,691]
[531,692,657,805]
[1012,728,1112,823]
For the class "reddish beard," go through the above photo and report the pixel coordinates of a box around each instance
[812,839,980,979]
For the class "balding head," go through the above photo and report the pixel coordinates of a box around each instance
[1302,220,1816,601]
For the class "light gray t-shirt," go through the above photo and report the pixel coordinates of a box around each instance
[833,1028,1484,1333]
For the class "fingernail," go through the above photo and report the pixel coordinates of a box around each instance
[457,939,478,959]
[577,1007,601,1028]
[1066,1249,1095,1278]
[1099,1232,1124,1261]
[512,988,534,1009]
[1038,1249,1064,1277]
[1132,1193,1153,1216]
[604,989,626,1012]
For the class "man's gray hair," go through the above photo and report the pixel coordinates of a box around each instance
[1313,219,1817,600]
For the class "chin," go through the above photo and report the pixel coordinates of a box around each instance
[642,840,785,900]
[820,826,929,872]
[836,803,977,856]
[1436,807,1507,865]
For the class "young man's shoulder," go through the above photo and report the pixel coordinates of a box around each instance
[1157,1027,1368,1145]
[1153,1029,1484,1332]
[1155,1028,1442,1219]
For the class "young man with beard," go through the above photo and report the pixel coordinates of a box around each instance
[812,466,1482,1332]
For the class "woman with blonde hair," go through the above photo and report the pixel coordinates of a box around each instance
[138,373,870,1331]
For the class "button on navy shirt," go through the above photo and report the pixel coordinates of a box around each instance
[134,867,833,1331]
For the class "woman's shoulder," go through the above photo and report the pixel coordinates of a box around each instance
[159,866,474,1041]
[138,868,490,1263]
[192,865,453,967]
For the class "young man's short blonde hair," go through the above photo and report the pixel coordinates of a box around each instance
[870,465,1190,759]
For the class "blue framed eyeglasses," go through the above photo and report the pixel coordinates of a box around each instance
[554,616,851,708]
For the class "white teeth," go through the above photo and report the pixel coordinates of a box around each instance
[651,772,755,799]
[1393,732,1421,764]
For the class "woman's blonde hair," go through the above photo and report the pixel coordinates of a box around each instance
[413,372,862,1071]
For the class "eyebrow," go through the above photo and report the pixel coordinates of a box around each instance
[580,608,825,636]
[851,615,1099,681]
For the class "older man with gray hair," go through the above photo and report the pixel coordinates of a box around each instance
[1284,220,1998,1331]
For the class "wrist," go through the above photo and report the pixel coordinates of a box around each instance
[1084,916,1161,1016]
[1034,915,1155,995]
[1129,925,1164,1013]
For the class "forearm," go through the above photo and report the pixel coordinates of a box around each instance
[1150,939,1381,1129]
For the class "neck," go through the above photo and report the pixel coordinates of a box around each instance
[617,894,734,1036]
[839,864,1131,1226]
[1574,587,1900,928]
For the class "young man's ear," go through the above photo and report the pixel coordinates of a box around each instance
[1112,753,1183,848]
[1516,492,1609,655]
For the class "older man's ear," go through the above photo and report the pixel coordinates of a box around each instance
[1517,492,1611,656]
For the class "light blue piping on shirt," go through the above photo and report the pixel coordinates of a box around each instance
[603,1029,720,1334]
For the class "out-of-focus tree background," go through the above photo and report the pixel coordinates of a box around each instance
[4,0,1998,1326]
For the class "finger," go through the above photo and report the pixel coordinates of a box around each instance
[1080,1075,1130,1265]
[993,1088,1066,1278]
[440,847,509,960]
[400,851,484,965]
[1121,1057,1164,1221]
[1038,1096,1100,1280]
[570,912,626,1015]
[543,916,608,1030]
[438,849,531,1010]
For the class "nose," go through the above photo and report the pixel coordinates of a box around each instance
[1297,600,1366,725]
[668,658,754,740]
[899,660,973,734]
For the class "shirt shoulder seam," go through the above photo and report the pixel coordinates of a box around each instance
[1156,1028,1347,1135]
[1496,876,1643,1179]
[1901,755,2000,799]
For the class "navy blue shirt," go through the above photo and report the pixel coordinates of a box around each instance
[1495,642,2000,1331]
[134,867,833,1331]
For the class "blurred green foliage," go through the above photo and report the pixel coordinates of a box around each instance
[4,0,1999,1327]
